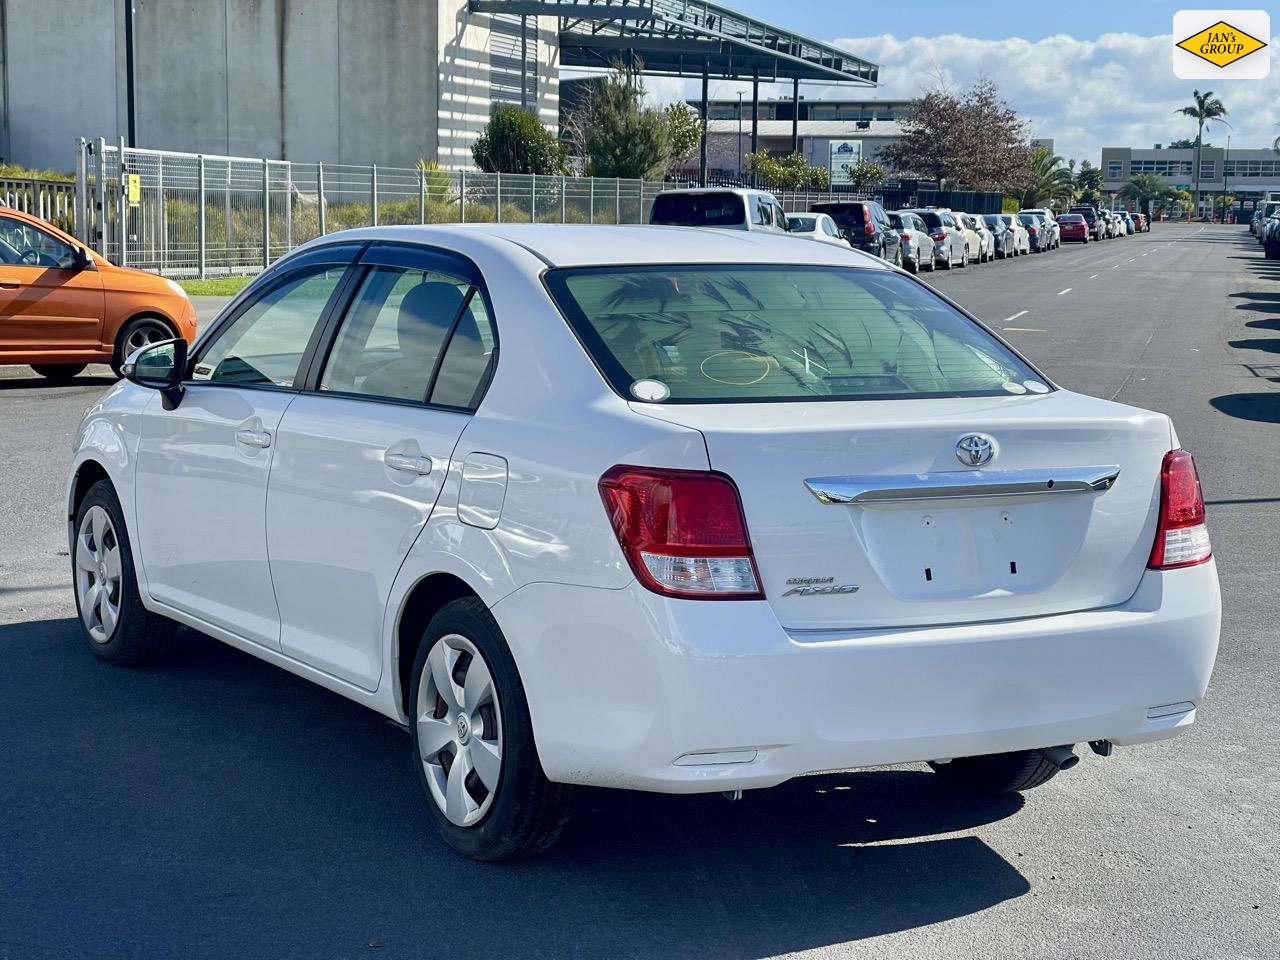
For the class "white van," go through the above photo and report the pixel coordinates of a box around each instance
[649,188,790,234]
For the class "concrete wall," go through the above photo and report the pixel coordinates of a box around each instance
[1,0,559,171]
[1,0,125,172]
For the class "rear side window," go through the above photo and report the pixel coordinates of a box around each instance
[546,265,1044,403]
[651,193,746,227]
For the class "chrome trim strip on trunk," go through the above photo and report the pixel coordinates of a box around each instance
[804,466,1121,505]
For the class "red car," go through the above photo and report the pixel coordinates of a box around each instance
[1134,213,1149,232]
[1057,213,1090,243]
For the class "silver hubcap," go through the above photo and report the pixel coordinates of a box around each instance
[416,634,503,827]
[125,323,167,355]
[74,505,122,643]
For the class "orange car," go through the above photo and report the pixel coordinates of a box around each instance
[0,207,197,379]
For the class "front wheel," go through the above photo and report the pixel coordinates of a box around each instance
[72,480,176,664]
[111,316,174,378]
[929,749,1062,794]
[410,597,572,861]
[31,364,87,381]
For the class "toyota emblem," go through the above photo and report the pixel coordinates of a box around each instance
[956,434,995,467]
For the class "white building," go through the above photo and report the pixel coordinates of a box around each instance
[1101,144,1279,216]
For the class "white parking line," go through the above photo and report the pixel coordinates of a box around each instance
[1112,264,1120,269]
[1089,274,1099,279]
[1057,288,1072,295]
[1003,327,1046,332]
[1002,310,1029,322]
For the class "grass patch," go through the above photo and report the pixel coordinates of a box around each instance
[177,276,254,296]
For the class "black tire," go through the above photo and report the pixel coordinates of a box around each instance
[958,244,968,268]
[111,316,175,378]
[31,363,87,380]
[409,597,572,861]
[929,749,1061,794]
[72,480,176,665]
[905,256,919,274]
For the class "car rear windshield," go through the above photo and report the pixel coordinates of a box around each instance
[651,193,746,227]
[545,264,1045,403]
[810,204,867,231]
[1058,214,1083,222]
[913,211,943,229]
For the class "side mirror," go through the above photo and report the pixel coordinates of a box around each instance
[72,246,92,271]
[122,338,187,410]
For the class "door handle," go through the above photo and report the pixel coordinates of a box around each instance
[385,452,433,475]
[234,429,272,449]
[0,278,21,289]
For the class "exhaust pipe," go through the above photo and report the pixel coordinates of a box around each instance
[1039,744,1079,771]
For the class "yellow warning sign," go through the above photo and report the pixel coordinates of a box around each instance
[1176,21,1267,68]
[126,173,141,206]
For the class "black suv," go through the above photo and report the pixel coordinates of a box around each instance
[809,200,901,265]
[1068,205,1105,241]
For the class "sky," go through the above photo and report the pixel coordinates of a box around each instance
[563,0,1279,164]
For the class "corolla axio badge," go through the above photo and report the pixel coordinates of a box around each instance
[955,434,995,467]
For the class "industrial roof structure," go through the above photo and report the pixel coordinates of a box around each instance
[468,0,879,85]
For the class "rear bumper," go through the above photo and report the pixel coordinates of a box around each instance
[494,562,1221,793]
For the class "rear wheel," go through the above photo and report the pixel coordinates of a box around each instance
[111,316,174,377]
[410,597,572,861]
[72,480,176,665]
[929,750,1062,794]
[958,244,968,268]
[30,364,87,381]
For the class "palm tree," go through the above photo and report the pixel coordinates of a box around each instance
[1017,148,1077,208]
[1176,90,1230,219]
[1120,172,1175,220]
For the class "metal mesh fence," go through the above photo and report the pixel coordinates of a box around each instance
[77,141,672,277]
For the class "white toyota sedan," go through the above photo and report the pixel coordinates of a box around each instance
[67,225,1221,861]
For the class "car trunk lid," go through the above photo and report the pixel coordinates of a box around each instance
[633,391,1170,630]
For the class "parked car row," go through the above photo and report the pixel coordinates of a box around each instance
[647,190,1150,278]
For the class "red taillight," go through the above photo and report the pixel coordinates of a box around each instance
[931,232,946,241]
[1148,450,1212,570]
[1028,226,1038,233]
[901,231,912,240]
[863,221,875,236]
[599,466,764,599]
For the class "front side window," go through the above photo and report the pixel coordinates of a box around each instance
[192,267,346,387]
[547,265,1043,403]
[0,216,77,268]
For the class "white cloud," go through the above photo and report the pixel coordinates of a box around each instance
[569,31,1280,164]
[828,31,1278,161]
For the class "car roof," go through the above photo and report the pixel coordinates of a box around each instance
[654,188,778,200]
[310,223,886,269]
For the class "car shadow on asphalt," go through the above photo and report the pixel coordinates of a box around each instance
[0,374,117,391]
[0,617,1031,959]
[1212,250,1280,423]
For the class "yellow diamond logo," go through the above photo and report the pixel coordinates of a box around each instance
[1176,21,1267,68]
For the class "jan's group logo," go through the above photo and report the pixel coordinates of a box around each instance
[1173,10,1270,78]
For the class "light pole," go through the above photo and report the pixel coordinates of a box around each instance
[737,92,744,183]
[1221,134,1231,223]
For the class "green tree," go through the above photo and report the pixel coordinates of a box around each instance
[1016,148,1076,208]
[879,79,1031,189]
[663,102,704,174]
[1176,89,1229,218]
[1119,172,1175,219]
[745,151,829,190]
[582,63,671,180]
[1075,160,1105,206]
[472,104,567,175]
[841,158,885,192]
[1167,137,1197,149]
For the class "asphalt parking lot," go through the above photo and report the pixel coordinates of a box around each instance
[1,225,1276,959]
